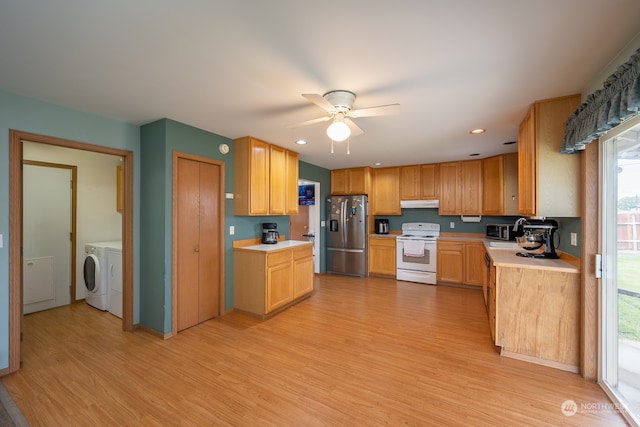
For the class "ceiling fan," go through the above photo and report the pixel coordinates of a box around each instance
[288,90,400,150]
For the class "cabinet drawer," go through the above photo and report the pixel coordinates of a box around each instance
[293,245,312,260]
[437,241,464,251]
[369,237,396,248]
[267,250,292,267]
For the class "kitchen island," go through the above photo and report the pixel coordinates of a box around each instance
[484,243,580,372]
[234,240,314,318]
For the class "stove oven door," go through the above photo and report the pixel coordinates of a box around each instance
[396,239,437,272]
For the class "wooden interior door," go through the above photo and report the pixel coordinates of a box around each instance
[290,204,309,240]
[176,157,221,332]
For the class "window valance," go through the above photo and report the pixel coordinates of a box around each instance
[561,48,640,153]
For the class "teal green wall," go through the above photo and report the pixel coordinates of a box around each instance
[0,90,140,370]
[139,119,321,334]
[377,211,581,256]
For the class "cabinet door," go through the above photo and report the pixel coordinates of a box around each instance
[348,167,369,194]
[293,253,314,299]
[400,165,420,200]
[437,241,464,283]
[371,167,401,215]
[269,145,286,215]
[368,237,396,276]
[518,106,536,216]
[460,160,482,215]
[420,163,439,200]
[331,169,348,195]
[438,162,460,215]
[266,261,292,313]
[482,155,504,215]
[464,242,486,287]
[249,138,270,215]
[285,150,299,215]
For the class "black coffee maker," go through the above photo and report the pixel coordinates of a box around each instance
[262,223,279,244]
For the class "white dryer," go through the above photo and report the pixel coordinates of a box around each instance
[83,241,121,311]
[106,242,123,318]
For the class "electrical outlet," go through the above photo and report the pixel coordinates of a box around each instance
[449,222,455,229]
[570,232,577,246]
[229,226,235,235]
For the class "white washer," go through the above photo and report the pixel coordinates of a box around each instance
[83,241,121,311]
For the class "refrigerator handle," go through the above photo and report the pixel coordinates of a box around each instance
[342,199,347,245]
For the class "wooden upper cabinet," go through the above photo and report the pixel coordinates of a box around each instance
[348,167,370,194]
[483,153,518,216]
[400,164,439,201]
[233,136,298,216]
[371,167,401,215]
[420,163,439,200]
[330,167,371,195]
[518,94,581,217]
[438,162,460,215]
[269,145,286,215]
[460,160,482,215]
[439,160,482,215]
[400,165,420,200]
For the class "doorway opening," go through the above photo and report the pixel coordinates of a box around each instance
[291,180,321,273]
[6,130,134,375]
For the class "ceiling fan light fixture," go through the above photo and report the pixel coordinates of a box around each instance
[327,113,351,141]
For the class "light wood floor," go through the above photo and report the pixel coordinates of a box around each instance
[1,275,628,426]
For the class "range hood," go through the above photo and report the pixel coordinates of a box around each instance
[400,200,440,209]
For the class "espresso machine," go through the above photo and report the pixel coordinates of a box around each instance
[513,218,560,259]
[261,222,279,244]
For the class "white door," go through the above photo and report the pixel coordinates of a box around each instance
[23,163,73,313]
[601,116,640,424]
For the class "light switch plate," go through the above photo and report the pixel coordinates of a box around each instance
[0,234,3,248]
[570,232,577,246]
[225,193,234,199]
[229,226,235,235]
[449,222,455,229]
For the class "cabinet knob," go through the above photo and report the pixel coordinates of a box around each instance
[194,247,199,253]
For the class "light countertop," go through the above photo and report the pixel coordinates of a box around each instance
[234,240,313,253]
[483,241,579,273]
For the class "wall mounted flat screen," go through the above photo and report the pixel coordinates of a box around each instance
[298,184,315,205]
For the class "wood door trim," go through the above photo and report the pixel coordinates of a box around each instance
[22,160,78,304]
[5,129,134,376]
[171,151,225,337]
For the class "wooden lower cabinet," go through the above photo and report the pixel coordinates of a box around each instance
[234,243,313,317]
[493,265,580,372]
[368,236,396,277]
[464,242,486,287]
[436,241,464,283]
[437,239,484,286]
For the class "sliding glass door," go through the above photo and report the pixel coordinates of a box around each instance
[601,116,640,425]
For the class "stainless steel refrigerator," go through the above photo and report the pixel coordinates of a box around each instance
[326,195,368,277]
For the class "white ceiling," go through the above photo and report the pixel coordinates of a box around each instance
[1,1,639,170]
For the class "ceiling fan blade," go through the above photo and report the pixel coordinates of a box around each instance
[302,93,336,113]
[350,103,400,118]
[287,115,331,129]
[345,118,364,136]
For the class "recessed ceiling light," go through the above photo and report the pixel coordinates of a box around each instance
[295,139,307,145]
[469,153,480,157]
[469,128,486,135]
[503,141,517,145]
[374,162,382,166]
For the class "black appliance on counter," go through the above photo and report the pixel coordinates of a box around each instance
[375,218,389,234]
[261,222,279,244]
